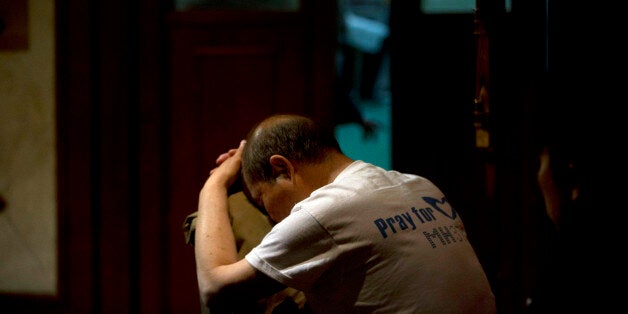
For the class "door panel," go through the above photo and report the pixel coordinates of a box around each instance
[166,5,335,312]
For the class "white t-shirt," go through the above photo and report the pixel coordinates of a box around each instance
[245,161,496,313]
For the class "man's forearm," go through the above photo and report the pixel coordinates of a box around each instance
[195,180,239,302]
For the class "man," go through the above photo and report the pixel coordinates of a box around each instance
[195,114,496,313]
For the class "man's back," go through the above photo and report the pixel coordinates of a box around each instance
[246,161,496,313]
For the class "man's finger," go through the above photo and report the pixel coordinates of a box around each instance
[216,154,227,164]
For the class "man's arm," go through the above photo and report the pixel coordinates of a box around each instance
[194,140,284,309]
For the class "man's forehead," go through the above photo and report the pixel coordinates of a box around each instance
[243,181,262,203]
[243,181,269,216]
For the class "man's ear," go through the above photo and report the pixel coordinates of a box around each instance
[269,155,294,181]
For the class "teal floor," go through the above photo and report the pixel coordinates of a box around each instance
[335,98,391,170]
[334,46,391,170]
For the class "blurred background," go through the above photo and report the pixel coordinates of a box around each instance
[0,0,622,313]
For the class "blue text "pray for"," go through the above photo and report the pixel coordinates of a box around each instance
[373,207,437,239]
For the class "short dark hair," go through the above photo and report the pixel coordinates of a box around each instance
[241,114,341,186]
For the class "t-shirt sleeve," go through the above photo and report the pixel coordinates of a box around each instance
[245,209,338,292]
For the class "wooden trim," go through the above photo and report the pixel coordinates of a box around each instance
[0,0,28,50]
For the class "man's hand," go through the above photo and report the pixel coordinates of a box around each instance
[206,140,246,191]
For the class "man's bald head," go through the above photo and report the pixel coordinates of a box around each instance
[241,114,342,187]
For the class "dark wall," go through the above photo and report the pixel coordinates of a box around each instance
[391,0,625,313]
[389,0,547,312]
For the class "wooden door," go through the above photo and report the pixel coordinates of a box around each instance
[165,3,336,312]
